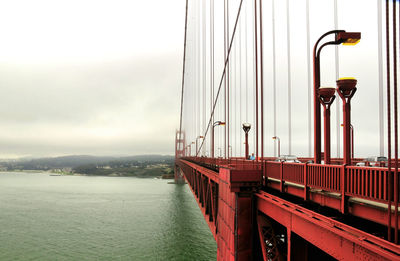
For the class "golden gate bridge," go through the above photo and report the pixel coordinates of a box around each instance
[175,0,400,259]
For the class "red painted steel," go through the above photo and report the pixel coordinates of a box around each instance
[337,78,357,165]
[256,190,400,260]
[177,158,400,259]
[256,215,283,261]
[177,158,262,260]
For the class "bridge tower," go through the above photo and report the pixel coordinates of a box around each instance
[174,130,186,184]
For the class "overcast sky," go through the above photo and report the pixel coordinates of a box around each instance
[0,0,185,158]
[0,0,396,159]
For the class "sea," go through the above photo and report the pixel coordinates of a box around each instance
[0,172,217,260]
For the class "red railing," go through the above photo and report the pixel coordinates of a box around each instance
[264,161,280,180]
[183,157,400,206]
[346,166,389,202]
[283,163,304,184]
[307,164,341,192]
[263,161,400,204]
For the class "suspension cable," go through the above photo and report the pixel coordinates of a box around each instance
[386,0,392,242]
[286,0,292,155]
[392,0,398,244]
[272,0,277,157]
[334,0,340,158]
[178,0,189,144]
[306,0,311,157]
[378,0,384,156]
[196,0,245,156]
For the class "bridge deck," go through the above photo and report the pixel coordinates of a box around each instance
[177,157,400,259]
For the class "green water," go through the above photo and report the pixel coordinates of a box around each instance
[0,172,216,260]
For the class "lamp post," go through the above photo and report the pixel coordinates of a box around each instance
[211,121,225,158]
[242,123,251,159]
[319,87,336,164]
[341,123,354,159]
[313,30,361,163]
[272,136,281,157]
[196,136,204,157]
[189,142,195,157]
[350,124,354,159]
[337,78,357,165]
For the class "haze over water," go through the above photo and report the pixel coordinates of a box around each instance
[0,172,216,260]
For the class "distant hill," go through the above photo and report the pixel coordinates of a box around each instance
[0,155,174,170]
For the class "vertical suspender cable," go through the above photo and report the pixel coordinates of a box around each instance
[195,1,199,147]
[240,17,242,157]
[334,0,341,159]
[254,0,259,159]
[227,0,230,160]
[286,0,292,155]
[245,0,249,123]
[233,32,236,157]
[202,0,206,156]
[392,0,398,244]
[253,0,256,155]
[224,0,227,158]
[378,0,384,157]
[210,0,214,157]
[196,0,245,155]
[272,0,277,157]
[178,0,189,148]
[306,0,312,157]
[198,0,201,148]
[259,0,264,159]
[386,0,392,242]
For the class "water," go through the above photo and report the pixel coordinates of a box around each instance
[0,172,216,260]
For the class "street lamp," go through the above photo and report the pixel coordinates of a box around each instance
[211,121,226,158]
[272,136,281,157]
[185,145,191,157]
[313,30,361,164]
[189,142,195,157]
[337,78,357,165]
[242,123,251,159]
[195,136,204,157]
[319,86,336,164]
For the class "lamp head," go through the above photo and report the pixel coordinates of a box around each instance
[242,123,251,133]
[319,86,336,103]
[336,32,361,45]
[337,77,357,96]
[214,121,226,126]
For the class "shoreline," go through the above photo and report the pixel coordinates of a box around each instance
[0,170,174,179]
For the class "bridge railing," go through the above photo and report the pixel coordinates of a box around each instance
[263,161,400,204]
[264,161,281,180]
[346,166,390,202]
[307,164,342,193]
[182,157,399,205]
[283,163,304,184]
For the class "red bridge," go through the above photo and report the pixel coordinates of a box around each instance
[175,0,400,260]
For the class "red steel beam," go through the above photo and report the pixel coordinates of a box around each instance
[256,191,400,260]
[179,166,218,240]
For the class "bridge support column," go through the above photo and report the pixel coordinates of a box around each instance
[217,167,262,260]
[174,165,186,184]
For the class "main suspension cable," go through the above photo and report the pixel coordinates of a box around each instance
[178,0,189,144]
